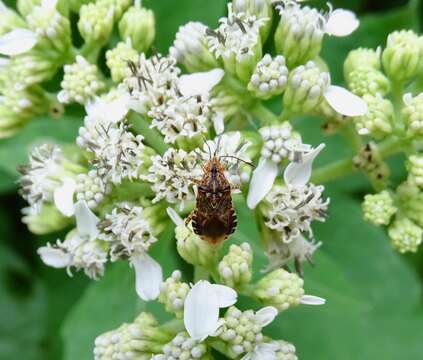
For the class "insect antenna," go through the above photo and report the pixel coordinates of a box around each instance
[219,155,255,168]
[201,135,212,160]
[214,135,222,158]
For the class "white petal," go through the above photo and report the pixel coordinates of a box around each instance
[74,200,99,239]
[213,111,225,135]
[300,294,326,305]
[37,246,71,268]
[41,0,58,11]
[247,158,279,209]
[53,177,76,217]
[184,280,220,341]
[132,253,163,301]
[324,85,368,117]
[85,95,129,124]
[210,284,237,307]
[284,144,325,187]
[403,92,413,106]
[166,207,184,226]
[0,29,37,56]
[255,306,278,326]
[177,68,224,97]
[325,9,359,36]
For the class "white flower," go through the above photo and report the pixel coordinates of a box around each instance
[131,252,163,301]
[0,28,38,56]
[184,280,237,341]
[177,68,224,97]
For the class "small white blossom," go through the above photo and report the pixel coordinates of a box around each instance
[152,332,208,360]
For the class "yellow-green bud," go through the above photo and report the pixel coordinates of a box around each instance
[344,47,381,81]
[407,155,423,188]
[106,40,138,82]
[17,0,41,17]
[382,30,423,83]
[402,92,423,138]
[158,270,190,319]
[388,217,422,254]
[362,191,397,226]
[218,243,253,288]
[347,68,390,97]
[97,0,132,21]
[78,3,114,45]
[175,224,219,268]
[118,2,155,53]
[283,61,330,114]
[22,204,70,235]
[255,269,304,311]
[396,182,423,228]
[68,0,94,13]
[0,4,26,35]
[354,94,393,138]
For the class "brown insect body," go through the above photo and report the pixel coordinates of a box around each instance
[190,157,237,245]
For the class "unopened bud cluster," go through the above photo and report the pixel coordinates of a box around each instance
[218,243,253,288]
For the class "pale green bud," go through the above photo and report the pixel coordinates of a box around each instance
[97,0,132,21]
[347,68,390,97]
[68,0,94,13]
[106,40,138,83]
[210,86,243,119]
[17,0,41,17]
[153,332,211,360]
[354,94,393,139]
[119,1,155,53]
[271,340,298,360]
[388,217,422,254]
[22,204,70,235]
[0,3,26,35]
[382,30,423,83]
[75,170,111,209]
[344,47,381,81]
[255,269,304,311]
[407,155,423,188]
[402,92,423,138]
[78,3,114,45]
[396,182,423,228]
[247,54,288,100]
[218,243,253,288]
[175,224,219,268]
[169,21,219,73]
[283,61,330,114]
[58,55,105,105]
[362,191,397,226]
[158,270,190,319]
[353,143,390,189]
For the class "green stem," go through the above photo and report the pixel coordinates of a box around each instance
[391,81,406,136]
[193,266,210,282]
[341,124,363,153]
[249,102,279,125]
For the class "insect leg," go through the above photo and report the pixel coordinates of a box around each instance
[294,256,304,278]
[184,210,194,226]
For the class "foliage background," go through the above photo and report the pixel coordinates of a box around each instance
[0,0,422,359]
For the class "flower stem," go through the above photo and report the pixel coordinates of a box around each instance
[193,266,210,282]
[249,102,279,125]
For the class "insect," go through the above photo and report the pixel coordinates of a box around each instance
[185,143,253,245]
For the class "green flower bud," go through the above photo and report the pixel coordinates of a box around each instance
[271,340,298,360]
[169,21,219,73]
[255,269,304,311]
[346,68,390,97]
[344,47,381,81]
[210,85,243,119]
[362,191,397,226]
[106,40,138,83]
[153,332,211,360]
[97,0,132,21]
[396,182,423,228]
[275,5,324,68]
[68,0,93,13]
[353,143,390,189]
[118,1,155,53]
[283,61,330,114]
[388,217,422,254]
[354,94,393,139]
[175,224,219,268]
[58,55,105,105]
[402,92,423,138]
[75,170,111,209]
[382,30,423,83]
[78,3,114,45]
[218,243,253,288]
[247,54,288,100]
[407,155,423,188]
[17,0,41,17]
[22,204,70,235]
[158,270,190,319]
[0,3,26,35]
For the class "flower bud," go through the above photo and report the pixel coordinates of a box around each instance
[344,47,381,81]
[396,182,423,228]
[402,92,423,138]
[353,143,390,189]
[169,22,219,73]
[354,94,393,138]
[362,191,397,226]
[106,40,138,83]
[247,54,288,100]
[78,3,114,45]
[283,61,330,114]
[17,0,41,17]
[22,204,70,234]
[97,0,132,21]
[68,0,93,13]
[270,340,298,360]
[407,155,423,188]
[75,170,111,209]
[118,1,155,53]
[58,56,105,105]
[210,86,243,119]
[175,224,219,268]
[0,4,26,35]
[346,68,390,97]
[218,243,253,288]
[158,270,190,318]
[275,4,324,68]
[388,217,422,254]
[255,269,304,311]
[382,30,423,83]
